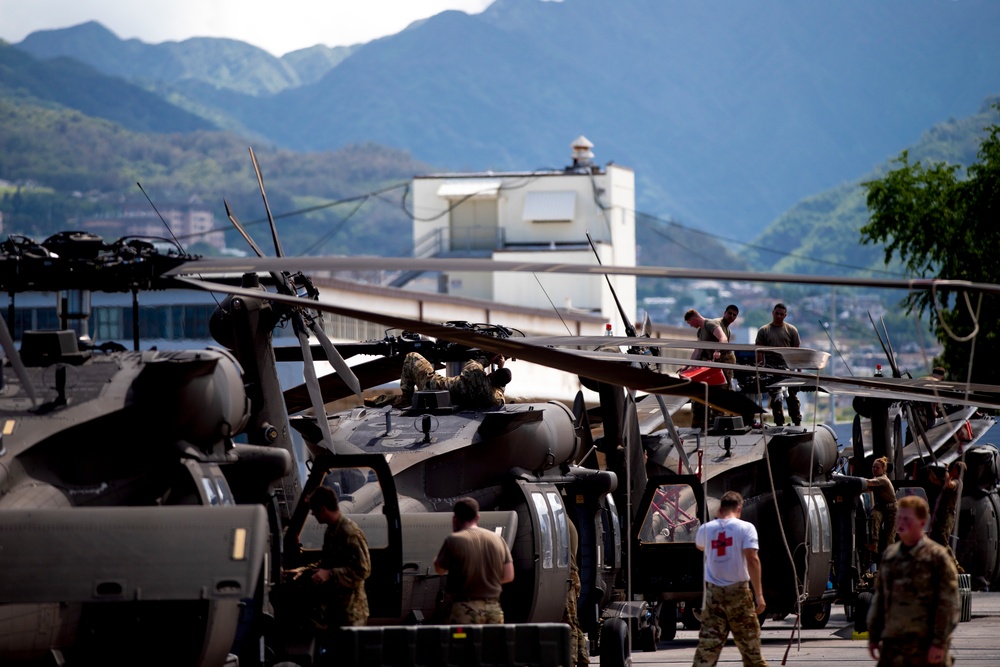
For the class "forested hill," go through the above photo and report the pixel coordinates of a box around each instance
[745,98,1000,276]
[0,40,211,134]
[14,0,1000,241]
[0,92,433,258]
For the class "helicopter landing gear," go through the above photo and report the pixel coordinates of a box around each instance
[800,601,832,629]
[598,617,631,667]
[658,601,677,642]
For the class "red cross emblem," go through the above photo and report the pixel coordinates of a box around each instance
[712,531,733,557]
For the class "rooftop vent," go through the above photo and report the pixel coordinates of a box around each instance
[567,135,597,174]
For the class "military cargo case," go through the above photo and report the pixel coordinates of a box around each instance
[338,623,570,667]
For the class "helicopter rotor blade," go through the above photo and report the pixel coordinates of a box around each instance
[224,199,267,259]
[304,315,362,398]
[249,146,285,259]
[164,256,1000,297]
[284,355,410,413]
[173,276,762,415]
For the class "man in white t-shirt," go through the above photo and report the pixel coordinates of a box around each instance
[692,491,768,667]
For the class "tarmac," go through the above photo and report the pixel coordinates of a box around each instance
[598,592,1000,666]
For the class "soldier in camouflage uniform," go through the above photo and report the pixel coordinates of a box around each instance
[867,456,898,554]
[929,461,967,569]
[693,491,768,667]
[434,497,514,624]
[868,495,959,667]
[399,352,510,409]
[286,486,371,632]
[563,519,589,666]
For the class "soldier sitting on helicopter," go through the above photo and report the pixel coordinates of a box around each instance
[397,351,511,408]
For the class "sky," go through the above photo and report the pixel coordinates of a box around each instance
[0,0,496,56]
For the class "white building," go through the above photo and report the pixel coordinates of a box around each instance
[407,137,636,332]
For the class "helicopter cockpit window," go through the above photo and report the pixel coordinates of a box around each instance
[639,484,701,544]
[546,492,570,569]
[300,467,388,550]
[531,492,554,569]
[803,491,832,554]
[200,476,234,506]
[606,494,621,567]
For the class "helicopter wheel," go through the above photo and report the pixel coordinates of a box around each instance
[800,601,832,629]
[598,617,631,667]
[658,602,677,642]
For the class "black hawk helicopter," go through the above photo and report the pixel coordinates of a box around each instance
[3,154,1000,666]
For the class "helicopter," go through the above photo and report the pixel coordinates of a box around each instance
[4,156,1000,666]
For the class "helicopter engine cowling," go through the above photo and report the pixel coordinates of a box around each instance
[765,426,839,482]
[133,349,251,452]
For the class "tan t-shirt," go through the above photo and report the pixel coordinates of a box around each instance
[436,526,513,600]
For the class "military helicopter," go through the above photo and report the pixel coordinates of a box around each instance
[4,154,1000,666]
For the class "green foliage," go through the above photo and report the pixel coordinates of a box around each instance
[860,103,1000,384]
[0,97,431,257]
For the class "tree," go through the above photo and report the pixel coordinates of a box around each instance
[860,104,1000,385]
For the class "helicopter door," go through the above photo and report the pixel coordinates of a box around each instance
[506,481,571,622]
[286,453,403,619]
[634,475,705,600]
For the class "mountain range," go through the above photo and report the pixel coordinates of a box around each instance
[13,0,1000,242]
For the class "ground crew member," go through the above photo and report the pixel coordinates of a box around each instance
[868,494,959,666]
[867,456,898,554]
[930,461,967,570]
[434,497,514,624]
[285,485,371,633]
[754,302,801,426]
[399,351,510,408]
[692,490,768,667]
[563,519,588,666]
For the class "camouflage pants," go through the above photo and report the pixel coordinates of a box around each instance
[399,352,503,408]
[563,569,589,665]
[719,351,737,388]
[692,582,768,667]
[870,504,898,551]
[449,599,505,624]
[766,387,801,426]
[930,510,960,566]
[876,638,952,667]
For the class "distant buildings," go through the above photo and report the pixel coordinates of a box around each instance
[81,195,226,252]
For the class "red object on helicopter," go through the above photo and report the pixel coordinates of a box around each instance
[679,366,727,385]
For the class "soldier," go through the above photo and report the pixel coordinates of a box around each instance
[754,302,802,426]
[434,497,514,624]
[929,461,967,570]
[563,519,589,666]
[692,490,768,667]
[866,456,898,554]
[398,351,511,408]
[867,495,959,667]
[284,485,371,635]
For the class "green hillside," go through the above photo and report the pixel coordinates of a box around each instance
[0,97,429,257]
[749,98,1000,276]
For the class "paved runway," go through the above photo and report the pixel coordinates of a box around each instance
[599,592,1000,665]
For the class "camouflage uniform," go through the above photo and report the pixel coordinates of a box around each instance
[868,474,898,552]
[449,599,505,624]
[399,352,505,408]
[563,520,589,666]
[692,582,768,667]
[930,479,961,552]
[314,515,372,629]
[867,537,959,667]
